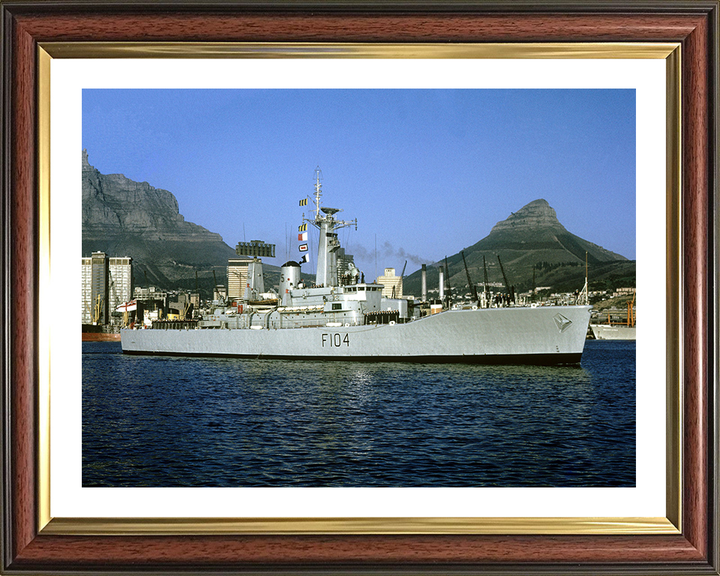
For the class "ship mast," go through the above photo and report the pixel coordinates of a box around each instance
[305,167,357,287]
[314,167,322,221]
[577,251,589,305]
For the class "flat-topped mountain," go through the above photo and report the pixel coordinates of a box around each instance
[404,199,634,297]
[82,150,239,292]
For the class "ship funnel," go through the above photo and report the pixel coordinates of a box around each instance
[439,268,445,303]
[421,264,427,302]
[243,260,265,301]
[279,261,301,306]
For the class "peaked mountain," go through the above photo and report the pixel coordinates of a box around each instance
[470,198,625,265]
[82,150,241,294]
[404,199,635,297]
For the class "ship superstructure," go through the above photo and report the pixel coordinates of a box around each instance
[122,168,592,364]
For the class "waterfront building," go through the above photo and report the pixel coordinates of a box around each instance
[81,252,132,325]
[227,258,254,299]
[376,267,403,298]
[108,257,133,313]
[336,247,355,280]
[613,287,637,298]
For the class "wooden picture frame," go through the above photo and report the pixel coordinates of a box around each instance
[1,1,718,573]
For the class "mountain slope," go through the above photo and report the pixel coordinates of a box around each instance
[404,199,633,297]
[82,150,239,292]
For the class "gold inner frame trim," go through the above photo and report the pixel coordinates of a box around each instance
[36,41,682,537]
[37,46,52,532]
[41,41,678,60]
[664,45,682,532]
[43,516,677,536]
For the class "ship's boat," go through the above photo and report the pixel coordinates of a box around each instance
[122,169,592,364]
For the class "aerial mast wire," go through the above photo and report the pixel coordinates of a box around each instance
[497,255,514,304]
[583,251,589,305]
[461,251,478,304]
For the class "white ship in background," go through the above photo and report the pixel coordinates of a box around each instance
[121,169,592,364]
[589,294,636,341]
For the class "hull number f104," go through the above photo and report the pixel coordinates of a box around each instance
[322,333,350,347]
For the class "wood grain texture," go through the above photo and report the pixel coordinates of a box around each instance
[9,534,707,566]
[13,12,704,42]
[2,3,717,573]
[10,18,37,561]
[681,6,710,560]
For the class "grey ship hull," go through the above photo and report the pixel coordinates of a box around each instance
[122,305,592,364]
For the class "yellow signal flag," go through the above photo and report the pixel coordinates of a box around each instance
[299,198,308,206]
[298,223,307,232]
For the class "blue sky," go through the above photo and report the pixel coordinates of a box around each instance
[83,89,636,278]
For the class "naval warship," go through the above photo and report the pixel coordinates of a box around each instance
[121,170,592,364]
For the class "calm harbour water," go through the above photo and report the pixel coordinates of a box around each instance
[83,340,635,487]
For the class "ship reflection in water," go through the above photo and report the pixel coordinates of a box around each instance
[82,339,635,487]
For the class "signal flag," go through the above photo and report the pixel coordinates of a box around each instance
[299,244,308,252]
[300,254,309,264]
[298,223,307,232]
[298,232,308,242]
[299,198,308,206]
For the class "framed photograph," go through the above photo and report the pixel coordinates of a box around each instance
[2,1,717,574]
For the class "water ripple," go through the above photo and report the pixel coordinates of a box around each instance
[83,340,635,487]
